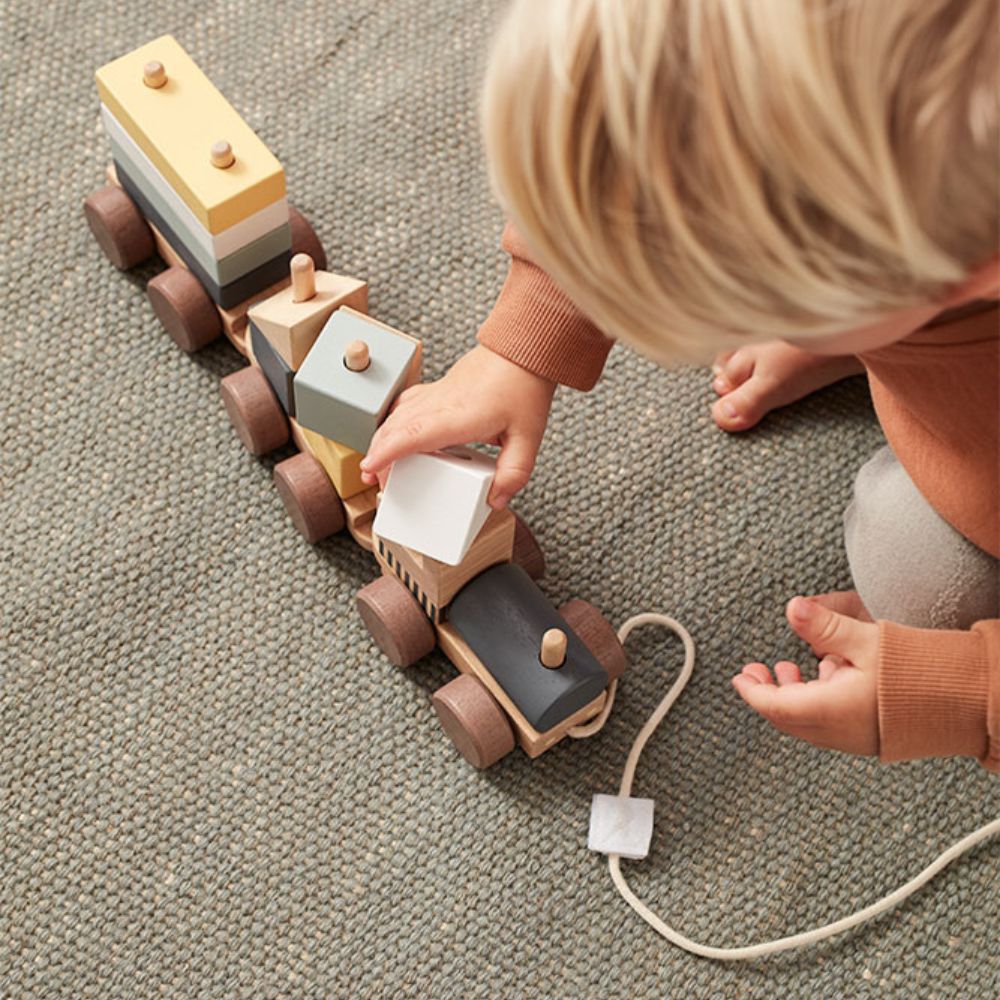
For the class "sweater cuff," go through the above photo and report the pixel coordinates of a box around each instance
[476,226,613,391]
[877,620,991,764]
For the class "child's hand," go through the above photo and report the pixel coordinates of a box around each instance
[360,344,557,509]
[731,595,879,756]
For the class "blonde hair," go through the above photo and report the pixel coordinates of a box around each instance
[482,0,999,362]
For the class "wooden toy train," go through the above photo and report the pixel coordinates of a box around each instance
[84,35,627,769]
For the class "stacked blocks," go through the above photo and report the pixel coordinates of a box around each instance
[293,309,419,456]
[96,36,291,308]
[372,447,497,566]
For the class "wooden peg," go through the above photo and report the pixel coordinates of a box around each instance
[344,339,370,372]
[143,61,167,89]
[210,140,235,169]
[540,628,567,669]
[290,253,316,302]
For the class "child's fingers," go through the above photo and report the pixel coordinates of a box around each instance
[490,430,542,508]
[362,408,470,478]
[774,660,802,686]
[817,658,839,681]
[732,674,823,734]
[740,662,774,684]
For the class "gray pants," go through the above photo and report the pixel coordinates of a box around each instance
[844,446,999,629]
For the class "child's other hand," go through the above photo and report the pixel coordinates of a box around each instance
[360,344,557,509]
[731,594,879,756]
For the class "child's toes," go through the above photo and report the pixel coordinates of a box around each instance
[774,661,802,685]
[711,383,770,431]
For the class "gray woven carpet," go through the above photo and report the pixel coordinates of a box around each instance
[2,2,997,997]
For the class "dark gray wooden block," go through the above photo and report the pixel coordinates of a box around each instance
[250,321,296,416]
[449,563,609,732]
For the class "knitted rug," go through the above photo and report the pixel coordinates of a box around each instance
[2,2,997,997]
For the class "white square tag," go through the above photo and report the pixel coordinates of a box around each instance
[588,794,655,860]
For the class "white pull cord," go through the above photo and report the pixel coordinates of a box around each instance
[584,612,1000,960]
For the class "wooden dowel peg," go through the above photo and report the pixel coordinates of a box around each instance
[290,253,316,302]
[344,339,371,372]
[540,628,567,669]
[210,140,235,169]
[143,61,167,88]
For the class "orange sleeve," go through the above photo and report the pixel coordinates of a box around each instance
[475,222,614,391]
[877,619,1000,771]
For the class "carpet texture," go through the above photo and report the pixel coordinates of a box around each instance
[2,2,997,997]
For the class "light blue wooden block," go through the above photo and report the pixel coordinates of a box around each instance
[293,311,417,455]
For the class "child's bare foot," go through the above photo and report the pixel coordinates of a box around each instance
[710,342,864,431]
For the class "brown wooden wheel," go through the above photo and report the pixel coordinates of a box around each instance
[83,184,155,270]
[287,204,327,272]
[356,575,436,668]
[147,265,222,352]
[219,365,289,455]
[511,510,545,580]
[558,599,627,681]
[273,452,345,542]
[432,674,516,769]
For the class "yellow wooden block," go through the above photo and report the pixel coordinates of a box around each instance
[96,35,286,233]
[295,421,368,499]
[248,273,369,369]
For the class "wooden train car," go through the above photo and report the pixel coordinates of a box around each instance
[84,36,626,769]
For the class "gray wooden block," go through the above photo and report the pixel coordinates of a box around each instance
[250,322,296,416]
[292,310,417,454]
[449,563,609,732]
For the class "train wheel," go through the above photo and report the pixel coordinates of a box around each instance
[558,599,627,680]
[83,185,154,270]
[511,510,545,580]
[287,205,327,272]
[356,575,435,668]
[432,674,515,769]
[219,366,289,455]
[147,266,221,352]
[274,452,345,542]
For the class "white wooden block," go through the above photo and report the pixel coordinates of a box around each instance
[372,447,496,566]
[588,794,655,860]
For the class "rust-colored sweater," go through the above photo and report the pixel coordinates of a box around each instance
[478,223,1000,771]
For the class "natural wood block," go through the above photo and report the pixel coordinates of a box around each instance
[247,272,369,370]
[96,35,286,233]
[372,507,514,620]
[293,420,368,499]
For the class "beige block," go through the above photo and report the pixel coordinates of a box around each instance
[248,273,369,369]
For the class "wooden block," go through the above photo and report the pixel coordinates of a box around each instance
[372,507,514,618]
[293,420,368,499]
[101,104,291,282]
[247,272,369,370]
[116,160,289,309]
[339,306,422,388]
[250,322,296,416]
[107,162,286,355]
[96,35,286,233]
[293,309,417,454]
[447,563,609,732]
[341,489,378,552]
[435,622,606,759]
[372,447,496,566]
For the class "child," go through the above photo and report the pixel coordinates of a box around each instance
[361,0,999,768]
